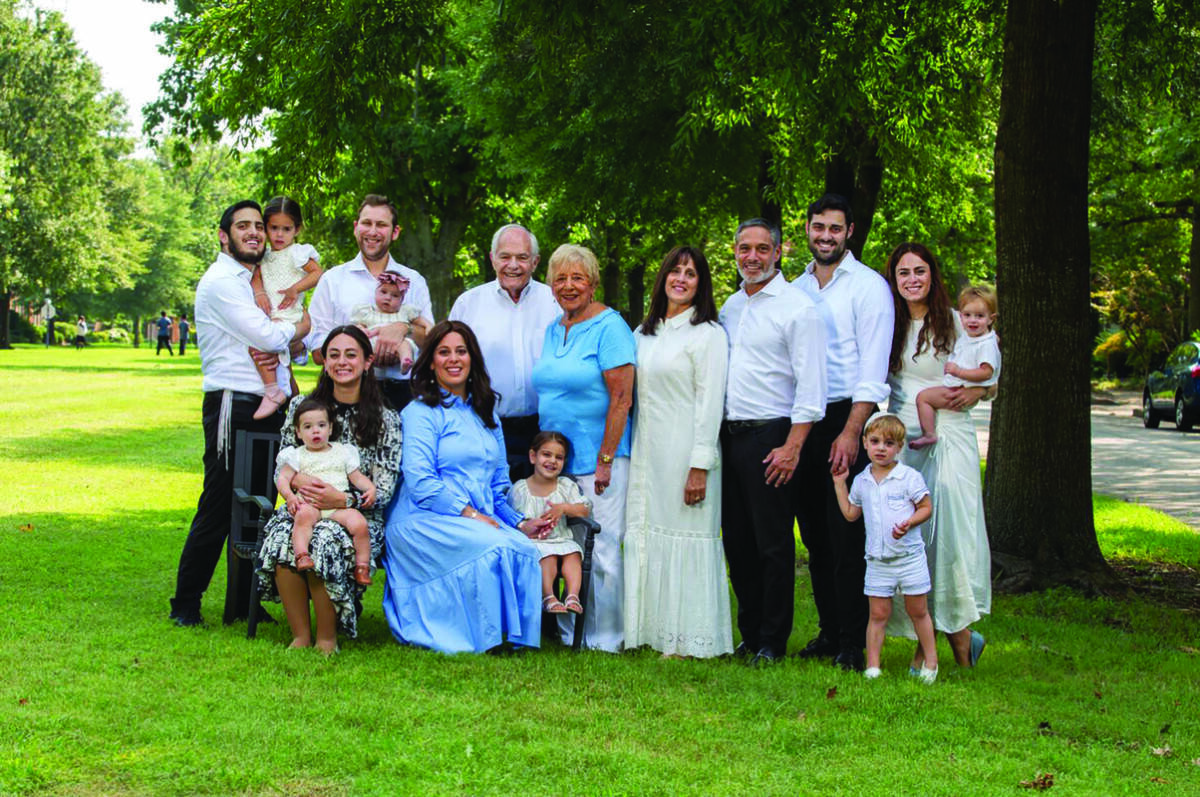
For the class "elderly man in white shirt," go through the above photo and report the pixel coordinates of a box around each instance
[170,200,311,628]
[792,193,895,673]
[720,218,827,667]
[306,194,434,410]
[448,224,559,479]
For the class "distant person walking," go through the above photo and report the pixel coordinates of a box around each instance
[178,315,190,355]
[155,311,174,356]
[41,295,56,347]
[74,316,87,349]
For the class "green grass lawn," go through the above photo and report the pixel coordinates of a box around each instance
[1,344,1198,795]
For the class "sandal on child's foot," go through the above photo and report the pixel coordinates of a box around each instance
[542,595,567,614]
[563,593,583,614]
[253,387,288,420]
[295,552,315,572]
[354,564,372,586]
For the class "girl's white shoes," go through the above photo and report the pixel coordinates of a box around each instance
[864,667,882,679]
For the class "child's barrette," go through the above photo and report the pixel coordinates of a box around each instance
[865,411,902,428]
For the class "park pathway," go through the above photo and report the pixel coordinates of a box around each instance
[973,391,1200,531]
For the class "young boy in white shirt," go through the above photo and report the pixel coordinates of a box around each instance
[833,412,938,682]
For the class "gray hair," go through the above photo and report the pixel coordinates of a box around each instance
[490,224,539,258]
[735,218,782,248]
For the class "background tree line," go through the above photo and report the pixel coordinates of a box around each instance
[3,0,1198,588]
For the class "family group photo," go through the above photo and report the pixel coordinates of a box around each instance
[3,0,1198,793]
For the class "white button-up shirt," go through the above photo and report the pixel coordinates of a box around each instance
[448,278,560,418]
[306,252,434,381]
[720,271,827,424]
[794,251,893,405]
[848,462,929,559]
[195,252,297,394]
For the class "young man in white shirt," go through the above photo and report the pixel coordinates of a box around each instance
[719,218,827,666]
[793,193,895,672]
[305,194,434,410]
[448,224,559,479]
[170,200,312,628]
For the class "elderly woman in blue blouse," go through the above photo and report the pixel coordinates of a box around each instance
[382,320,551,654]
[531,243,636,652]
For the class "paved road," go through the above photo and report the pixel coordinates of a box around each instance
[973,392,1200,530]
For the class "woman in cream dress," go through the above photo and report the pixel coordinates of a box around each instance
[883,242,990,669]
[624,246,733,658]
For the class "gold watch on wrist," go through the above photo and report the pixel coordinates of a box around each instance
[598,453,614,465]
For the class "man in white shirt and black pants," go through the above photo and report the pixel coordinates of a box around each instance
[169,201,311,627]
[793,194,895,671]
[720,218,827,666]
[306,194,434,410]
[449,224,559,479]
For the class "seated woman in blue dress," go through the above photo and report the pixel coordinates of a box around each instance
[382,320,551,653]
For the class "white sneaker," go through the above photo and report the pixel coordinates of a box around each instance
[918,666,938,684]
[863,667,882,679]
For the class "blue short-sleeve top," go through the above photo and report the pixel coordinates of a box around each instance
[531,307,636,475]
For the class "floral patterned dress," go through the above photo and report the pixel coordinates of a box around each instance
[257,395,402,637]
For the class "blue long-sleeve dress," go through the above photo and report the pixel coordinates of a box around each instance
[382,393,543,653]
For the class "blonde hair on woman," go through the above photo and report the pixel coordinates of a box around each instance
[546,244,600,287]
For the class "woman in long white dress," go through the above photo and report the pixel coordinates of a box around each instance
[624,247,733,658]
[883,242,990,668]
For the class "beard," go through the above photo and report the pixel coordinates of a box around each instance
[228,237,265,265]
[738,262,776,285]
[808,238,847,267]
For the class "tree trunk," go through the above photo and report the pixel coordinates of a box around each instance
[823,136,883,259]
[1188,201,1200,337]
[601,229,622,317]
[132,314,141,348]
[987,0,1118,593]
[0,287,11,349]
[626,258,647,327]
[757,151,783,230]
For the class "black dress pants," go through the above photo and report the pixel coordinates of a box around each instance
[156,335,174,356]
[169,390,283,618]
[720,417,797,657]
[379,379,413,412]
[795,399,871,650]
[501,414,540,483]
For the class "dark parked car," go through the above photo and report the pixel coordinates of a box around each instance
[1143,341,1200,430]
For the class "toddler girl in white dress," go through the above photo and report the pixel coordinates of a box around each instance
[351,272,422,374]
[252,196,324,419]
[274,398,377,586]
[507,431,591,614]
[911,284,1001,449]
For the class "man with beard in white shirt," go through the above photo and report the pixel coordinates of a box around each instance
[719,218,827,666]
[793,193,894,672]
[449,224,559,479]
[305,194,434,410]
[169,200,312,627]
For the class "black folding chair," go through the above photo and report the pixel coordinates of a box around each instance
[225,429,281,637]
[564,515,601,652]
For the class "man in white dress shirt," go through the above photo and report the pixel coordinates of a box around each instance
[169,201,312,628]
[306,194,434,410]
[448,224,559,479]
[719,218,827,666]
[793,193,895,672]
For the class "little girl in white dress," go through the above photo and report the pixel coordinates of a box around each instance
[507,431,591,614]
[274,398,377,586]
[252,196,324,419]
[351,272,421,374]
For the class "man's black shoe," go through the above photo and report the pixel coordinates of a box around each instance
[170,611,205,628]
[750,648,782,667]
[732,641,754,661]
[834,647,865,672]
[797,634,839,659]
